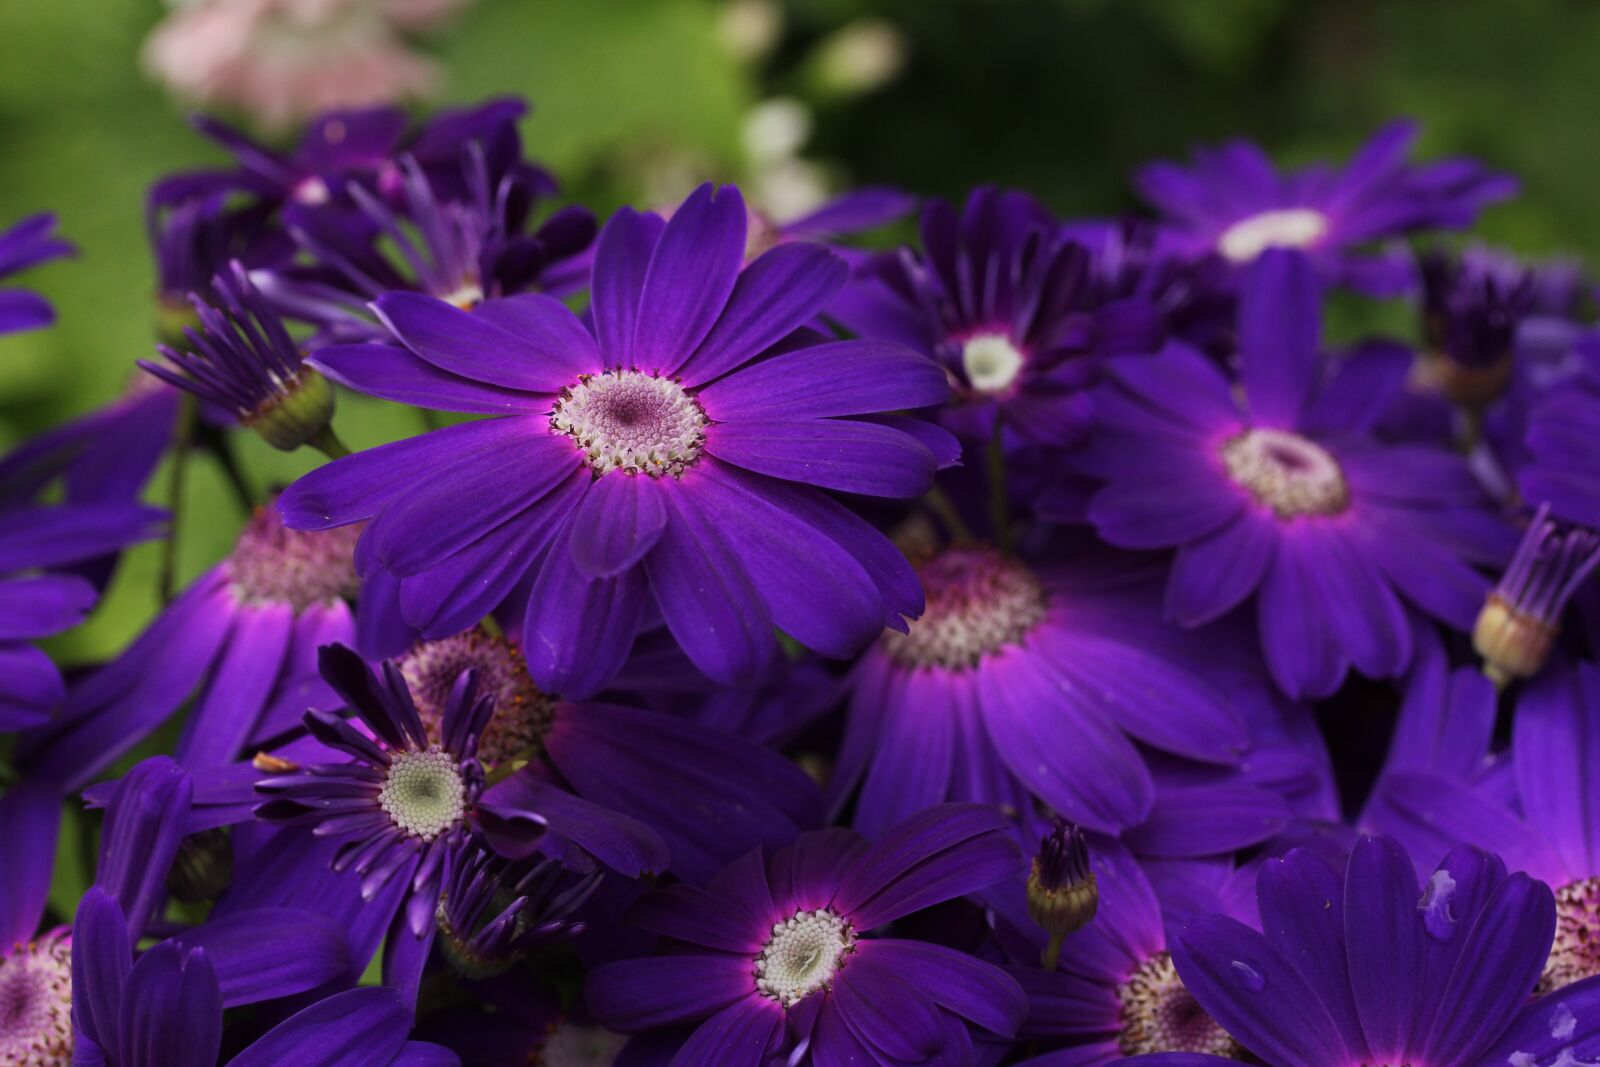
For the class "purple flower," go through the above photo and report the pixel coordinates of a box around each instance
[283,182,951,693]
[1071,249,1510,697]
[18,505,359,787]
[70,889,452,1066]
[831,543,1248,835]
[1118,835,1600,1067]
[1473,503,1600,684]
[1136,120,1516,293]
[0,213,73,336]
[433,844,598,978]
[831,186,1162,446]
[586,804,1027,1066]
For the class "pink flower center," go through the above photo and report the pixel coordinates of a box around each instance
[1118,951,1242,1059]
[396,630,554,765]
[883,547,1047,670]
[224,507,361,611]
[1220,428,1350,519]
[0,930,72,1067]
[550,371,707,478]
[1543,876,1600,993]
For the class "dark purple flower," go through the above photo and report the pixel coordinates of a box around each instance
[70,888,452,1066]
[831,543,1247,835]
[586,804,1027,1066]
[1118,835,1598,1067]
[831,185,1162,446]
[18,506,359,787]
[1136,120,1517,293]
[399,626,822,882]
[0,213,73,336]
[282,182,952,693]
[140,262,335,452]
[433,844,598,978]
[1069,249,1511,697]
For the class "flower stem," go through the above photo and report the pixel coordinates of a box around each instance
[987,425,1013,552]
[201,429,257,511]
[309,425,352,460]
[1042,932,1065,971]
[159,395,197,604]
[922,485,974,544]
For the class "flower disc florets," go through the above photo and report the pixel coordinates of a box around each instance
[378,747,467,842]
[1117,951,1242,1058]
[0,930,72,1067]
[754,908,856,1007]
[960,331,1026,394]
[550,370,707,478]
[883,547,1047,670]
[1220,428,1350,519]
[397,630,554,765]
[1542,875,1600,993]
[224,506,361,611]
[1217,208,1329,263]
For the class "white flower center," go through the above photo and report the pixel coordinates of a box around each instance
[1118,951,1242,1058]
[754,909,855,1007]
[1220,428,1350,519]
[224,508,361,612]
[1217,208,1330,263]
[378,748,466,842]
[960,332,1026,394]
[883,547,1047,670]
[0,931,72,1067]
[438,282,484,310]
[550,371,708,478]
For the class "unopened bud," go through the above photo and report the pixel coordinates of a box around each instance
[1028,821,1097,969]
[1474,504,1600,686]
[247,367,335,452]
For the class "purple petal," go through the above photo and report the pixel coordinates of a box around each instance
[174,908,349,1008]
[666,996,783,1066]
[1258,543,1348,699]
[0,575,96,640]
[860,939,1027,1037]
[830,953,946,1061]
[633,184,746,374]
[1125,784,1289,857]
[372,291,589,392]
[313,343,549,414]
[227,987,411,1067]
[1240,249,1321,428]
[1344,835,1428,1061]
[698,340,948,422]
[1514,665,1600,878]
[853,671,955,839]
[71,889,131,1054]
[590,208,666,369]
[1476,978,1600,1065]
[675,244,849,389]
[469,291,604,383]
[625,883,766,953]
[0,289,53,334]
[1087,473,1245,551]
[705,418,938,498]
[477,770,669,876]
[780,187,916,237]
[0,783,59,946]
[175,603,293,768]
[0,644,63,731]
[118,942,223,1067]
[97,757,193,941]
[1165,511,1277,626]
[569,474,669,580]
[1254,848,1365,1047]
[586,958,754,1031]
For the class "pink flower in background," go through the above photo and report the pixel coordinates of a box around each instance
[142,0,472,130]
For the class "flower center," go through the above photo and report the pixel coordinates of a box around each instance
[378,748,467,842]
[0,930,72,1067]
[1217,208,1329,263]
[754,908,856,1007]
[438,281,484,311]
[1542,876,1600,993]
[1220,428,1350,519]
[960,332,1026,394]
[883,547,1047,670]
[397,631,555,766]
[1118,951,1242,1059]
[225,507,361,612]
[550,371,708,478]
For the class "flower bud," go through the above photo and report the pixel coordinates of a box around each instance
[1027,821,1097,968]
[1474,503,1600,686]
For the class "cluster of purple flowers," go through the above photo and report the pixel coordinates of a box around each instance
[5,100,1600,1067]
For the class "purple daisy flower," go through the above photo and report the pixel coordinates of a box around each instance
[830,542,1246,835]
[1136,120,1517,293]
[18,505,360,786]
[71,889,455,1067]
[1071,249,1511,698]
[586,804,1027,1066]
[399,626,822,882]
[283,182,951,693]
[1117,835,1600,1067]
[830,185,1162,446]
[0,212,73,336]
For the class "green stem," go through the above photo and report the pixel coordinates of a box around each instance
[1042,932,1065,972]
[308,425,352,460]
[987,424,1012,552]
[208,433,258,511]
[922,485,974,544]
[419,408,444,433]
[159,395,197,604]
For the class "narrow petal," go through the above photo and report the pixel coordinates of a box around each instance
[1240,249,1321,428]
[1345,835,1428,1060]
[590,208,666,368]
[587,958,754,1031]
[175,908,349,1008]
[71,889,131,1054]
[372,291,588,392]
[477,770,669,876]
[667,996,783,1067]
[0,783,58,946]
[1165,511,1278,626]
[860,940,1028,1037]
[118,943,223,1067]
[633,184,747,373]
[696,341,947,422]
[226,987,411,1067]
[569,473,669,580]
[314,343,549,413]
[705,418,938,498]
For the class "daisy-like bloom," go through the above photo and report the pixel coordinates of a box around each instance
[586,804,1028,1066]
[1117,835,1600,1067]
[1071,249,1511,698]
[70,889,451,1067]
[1136,120,1517,293]
[831,543,1247,835]
[0,213,72,336]
[141,0,471,132]
[0,502,164,731]
[139,261,336,453]
[254,643,493,944]
[1473,503,1600,684]
[284,182,951,694]
[830,185,1162,446]
[401,626,823,882]
[433,844,598,978]
[17,504,359,786]
[1520,375,1600,529]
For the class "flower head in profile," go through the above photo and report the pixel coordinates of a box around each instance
[586,804,1027,1066]
[1070,248,1511,697]
[1137,121,1516,293]
[1473,503,1600,684]
[833,185,1163,445]
[1119,835,1600,1067]
[283,182,953,694]
[0,213,73,336]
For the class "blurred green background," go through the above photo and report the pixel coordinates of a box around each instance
[1,0,1594,660]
